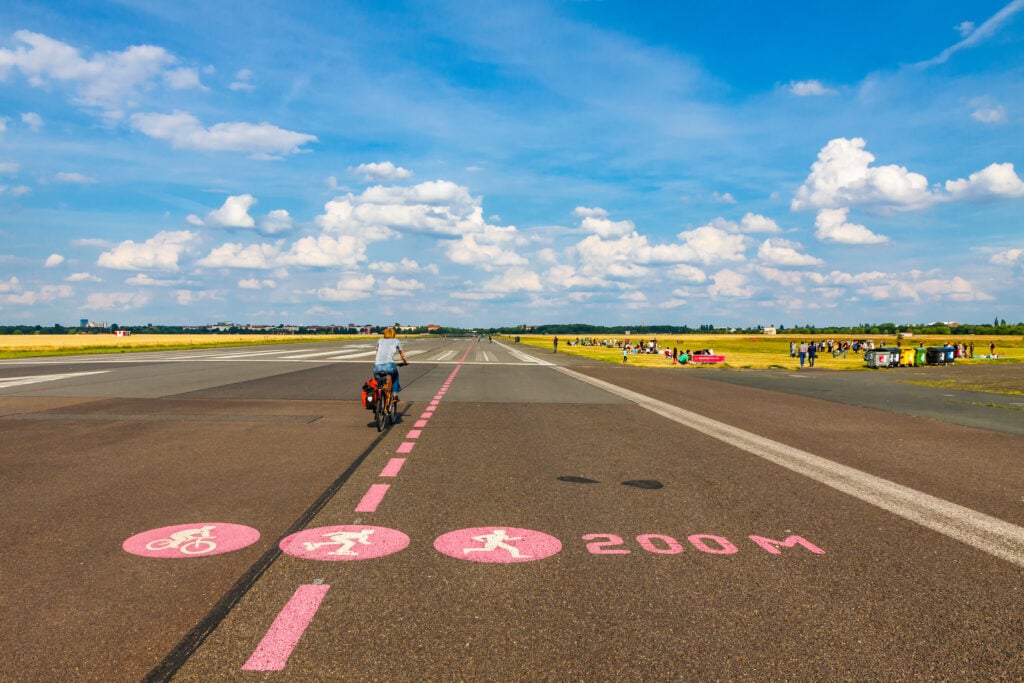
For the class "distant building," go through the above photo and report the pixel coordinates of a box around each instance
[761,326,777,335]
[80,319,88,328]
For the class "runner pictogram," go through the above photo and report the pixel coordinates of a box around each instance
[280,525,410,561]
[434,526,562,563]
[123,523,260,558]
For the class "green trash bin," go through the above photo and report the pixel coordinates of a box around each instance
[914,347,927,366]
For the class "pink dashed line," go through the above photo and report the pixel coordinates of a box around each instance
[380,458,406,477]
[241,583,330,671]
[407,430,422,439]
[355,484,390,512]
[420,411,434,420]
[396,441,415,454]
[414,420,428,428]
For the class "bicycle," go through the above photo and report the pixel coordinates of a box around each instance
[372,362,407,432]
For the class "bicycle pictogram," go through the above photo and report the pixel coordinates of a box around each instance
[144,525,218,555]
[123,522,260,559]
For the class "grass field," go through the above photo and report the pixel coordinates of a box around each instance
[511,333,1024,371]
[0,333,363,359]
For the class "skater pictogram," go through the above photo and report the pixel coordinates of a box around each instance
[280,525,409,561]
[435,526,562,563]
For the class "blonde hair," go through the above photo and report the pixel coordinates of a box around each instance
[383,327,396,338]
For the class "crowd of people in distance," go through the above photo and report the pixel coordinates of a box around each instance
[562,337,714,364]
[789,338,997,367]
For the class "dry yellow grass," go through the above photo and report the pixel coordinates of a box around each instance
[0,333,363,356]
[513,333,1024,370]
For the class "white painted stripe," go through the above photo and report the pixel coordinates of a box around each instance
[280,349,356,359]
[0,370,108,389]
[494,341,552,366]
[556,365,1024,569]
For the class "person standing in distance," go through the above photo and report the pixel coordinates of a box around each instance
[374,327,408,401]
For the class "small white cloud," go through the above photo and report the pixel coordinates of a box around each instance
[813,208,889,245]
[577,207,635,238]
[164,67,205,90]
[708,269,757,298]
[318,273,375,301]
[757,238,824,267]
[66,272,101,282]
[945,163,1024,200]
[379,276,425,297]
[85,291,151,310]
[55,172,96,184]
[21,112,43,130]
[130,111,317,157]
[190,194,258,228]
[350,161,413,181]
[739,213,782,234]
[990,248,1023,266]
[44,253,65,267]
[713,191,736,204]
[230,69,255,92]
[126,273,183,286]
[239,278,276,289]
[972,104,1007,124]
[198,241,281,269]
[260,209,294,234]
[787,80,837,96]
[0,162,19,173]
[956,20,976,37]
[667,264,707,283]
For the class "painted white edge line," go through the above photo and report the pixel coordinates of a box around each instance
[555,364,1024,569]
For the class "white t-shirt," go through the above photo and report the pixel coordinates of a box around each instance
[375,338,402,365]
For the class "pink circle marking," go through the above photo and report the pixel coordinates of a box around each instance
[123,522,259,558]
[280,525,409,561]
[434,527,562,563]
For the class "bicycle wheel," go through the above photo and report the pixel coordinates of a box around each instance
[375,391,387,431]
[388,391,398,425]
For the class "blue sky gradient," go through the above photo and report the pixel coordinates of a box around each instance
[1,1,1022,327]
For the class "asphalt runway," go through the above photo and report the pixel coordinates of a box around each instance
[1,338,1022,681]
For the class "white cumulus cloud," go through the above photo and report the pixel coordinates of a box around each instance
[813,208,889,245]
[792,137,935,212]
[189,194,257,228]
[129,111,316,156]
[350,162,413,181]
[990,248,1023,266]
[757,238,824,267]
[944,163,1024,200]
[97,230,196,271]
[787,80,837,96]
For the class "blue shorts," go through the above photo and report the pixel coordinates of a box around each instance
[373,363,401,393]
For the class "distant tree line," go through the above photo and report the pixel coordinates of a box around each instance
[2,320,1021,336]
[477,320,1024,336]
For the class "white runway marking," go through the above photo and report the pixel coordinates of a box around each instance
[558,365,1024,569]
[0,370,108,389]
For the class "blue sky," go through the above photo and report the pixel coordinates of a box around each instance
[1,1,1022,328]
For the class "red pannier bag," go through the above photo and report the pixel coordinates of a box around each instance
[361,378,378,410]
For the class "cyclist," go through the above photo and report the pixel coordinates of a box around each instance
[374,327,408,401]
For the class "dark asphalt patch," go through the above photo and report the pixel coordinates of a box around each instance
[622,479,664,489]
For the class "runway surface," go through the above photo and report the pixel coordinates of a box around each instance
[1,337,1021,681]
